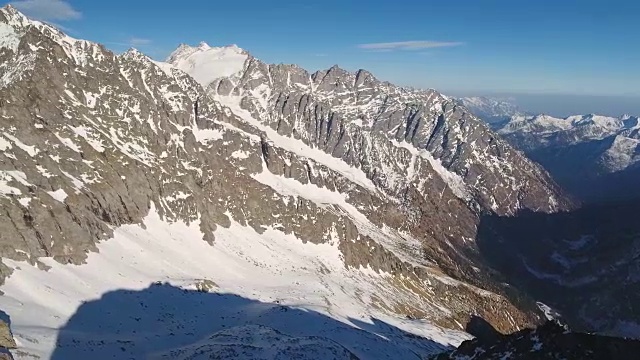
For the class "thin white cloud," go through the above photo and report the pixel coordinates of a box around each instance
[10,0,81,21]
[357,40,463,51]
[129,38,152,46]
[103,38,153,48]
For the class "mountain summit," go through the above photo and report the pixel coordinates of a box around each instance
[165,42,248,87]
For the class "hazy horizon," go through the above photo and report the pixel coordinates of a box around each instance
[447,91,640,118]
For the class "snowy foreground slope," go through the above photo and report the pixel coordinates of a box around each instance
[0,5,574,359]
[0,204,468,359]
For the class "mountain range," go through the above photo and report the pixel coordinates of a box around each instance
[494,113,640,202]
[0,5,637,359]
[459,96,640,202]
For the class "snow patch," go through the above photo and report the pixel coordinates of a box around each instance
[69,125,106,152]
[55,132,81,153]
[391,139,469,200]
[0,171,25,197]
[3,133,39,156]
[192,127,224,144]
[230,150,251,159]
[47,189,68,202]
[168,44,247,88]
[0,22,20,51]
[0,135,11,151]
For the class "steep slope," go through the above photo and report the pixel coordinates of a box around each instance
[476,200,640,337]
[0,5,574,359]
[494,113,640,202]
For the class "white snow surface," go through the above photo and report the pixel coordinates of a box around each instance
[0,135,11,151]
[47,189,68,202]
[0,203,469,359]
[167,42,247,88]
[0,21,20,51]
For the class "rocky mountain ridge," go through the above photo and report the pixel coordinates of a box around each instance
[0,5,576,359]
[169,42,569,216]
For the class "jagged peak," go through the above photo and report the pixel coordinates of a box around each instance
[1,4,23,18]
[354,68,377,87]
[0,4,87,57]
[326,64,348,74]
[0,3,34,29]
[121,47,150,61]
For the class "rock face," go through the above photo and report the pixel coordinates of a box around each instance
[434,320,640,360]
[0,5,577,358]
[492,113,640,202]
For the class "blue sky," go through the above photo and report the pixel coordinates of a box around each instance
[7,0,640,99]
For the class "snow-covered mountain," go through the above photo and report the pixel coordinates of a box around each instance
[456,96,526,124]
[493,113,640,202]
[0,5,581,359]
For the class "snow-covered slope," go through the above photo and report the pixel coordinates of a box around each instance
[0,204,468,359]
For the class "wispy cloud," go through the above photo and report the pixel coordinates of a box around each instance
[10,0,81,21]
[129,38,152,46]
[103,38,153,48]
[357,40,464,51]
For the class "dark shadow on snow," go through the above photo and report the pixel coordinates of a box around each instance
[51,282,451,359]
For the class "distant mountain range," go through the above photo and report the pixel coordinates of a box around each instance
[460,96,640,202]
[456,96,528,124]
